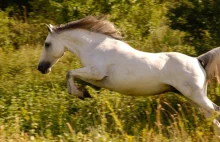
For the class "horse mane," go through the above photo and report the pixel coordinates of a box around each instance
[54,16,122,40]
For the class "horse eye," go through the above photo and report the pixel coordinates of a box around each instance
[45,42,50,48]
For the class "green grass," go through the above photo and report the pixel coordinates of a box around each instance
[0,46,219,141]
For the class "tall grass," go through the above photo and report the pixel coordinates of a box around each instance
[0,46,219,141]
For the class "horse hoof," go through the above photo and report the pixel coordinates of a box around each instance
[78,86,92,99]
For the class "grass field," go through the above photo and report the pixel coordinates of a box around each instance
[0,46,220,141]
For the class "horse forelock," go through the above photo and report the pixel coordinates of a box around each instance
[53,16,122,40]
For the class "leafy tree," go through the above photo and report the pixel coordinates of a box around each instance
[167,0,220,54]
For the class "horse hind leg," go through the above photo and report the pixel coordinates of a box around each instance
[187,94,220,133]
[173,84,220,133]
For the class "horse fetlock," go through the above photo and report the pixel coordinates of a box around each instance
[67,81,83,97]
[68,88,84,98]
[66,71,72,80]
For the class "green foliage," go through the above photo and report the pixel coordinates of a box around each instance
[1,0,197,54]
[0,10,14,50]
[0,47,219,141]
[1,0,220,141]
[0,10,46,50]
[167,0,220,54]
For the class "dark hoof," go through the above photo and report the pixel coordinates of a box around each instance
[78,86,92,100]
[78,96,85,100]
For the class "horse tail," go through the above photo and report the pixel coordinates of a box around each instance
[197,47,220,82]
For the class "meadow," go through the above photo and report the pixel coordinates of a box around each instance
[1,0,220,141]
[0,46,220,141]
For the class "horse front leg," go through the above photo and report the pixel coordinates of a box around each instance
[66,73,90,99]
[66,66,106,99]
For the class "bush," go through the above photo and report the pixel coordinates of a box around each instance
[0,9,47,50]
[0,10,15,50]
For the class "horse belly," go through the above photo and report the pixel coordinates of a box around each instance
[88,69,171,96]
[110,80,171,96]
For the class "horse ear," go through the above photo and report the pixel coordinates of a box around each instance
[46,24,54,33]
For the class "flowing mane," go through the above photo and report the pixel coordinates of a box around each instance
[54,16,122,40]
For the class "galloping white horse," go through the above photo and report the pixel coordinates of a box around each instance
[38,16,220,131]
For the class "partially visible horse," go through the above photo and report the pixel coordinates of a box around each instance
[38,16,220,132]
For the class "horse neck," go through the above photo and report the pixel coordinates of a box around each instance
[59,29,108,58]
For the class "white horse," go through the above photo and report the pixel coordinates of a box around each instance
[38,16,220,131]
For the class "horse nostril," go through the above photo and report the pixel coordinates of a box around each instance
[38,61,51,74]
[38,64,45,73]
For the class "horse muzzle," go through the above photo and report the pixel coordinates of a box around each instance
[38,61,51,74]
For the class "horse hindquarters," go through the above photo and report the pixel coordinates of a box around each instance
[163,53,220,133]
